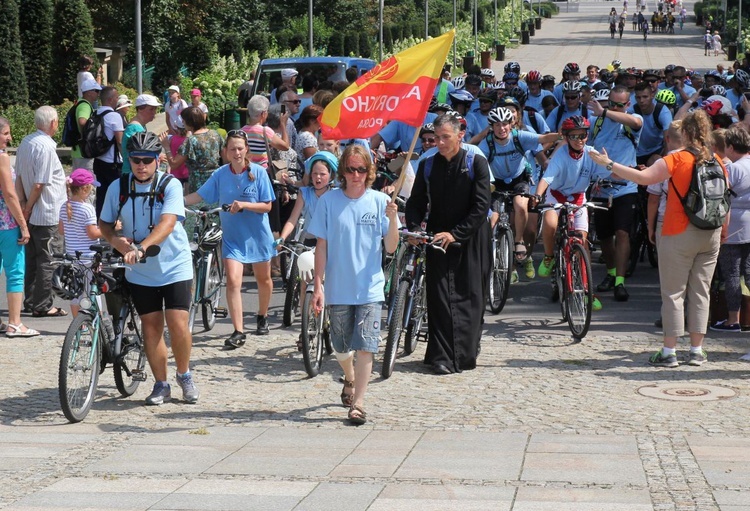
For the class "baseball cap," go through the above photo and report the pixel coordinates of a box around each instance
[281,68,299,80]
[135,94,162,107]
[68,168,100,187]
[81,79,102,93]
[168,85,180,93]
[190,88,202,96]
[116,95,132,111]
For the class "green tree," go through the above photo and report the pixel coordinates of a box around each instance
[0,0,29,107]
[384,24,394,52]
[19,0,54,106]
[328,32,345,55]
[53,0,96,103]
[359,32,372,58]
[343,32,359,56]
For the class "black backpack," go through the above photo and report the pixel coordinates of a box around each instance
[61,99,91,149]
[669,148,734,230]
[633,102,665,132]
[80,109,119,159]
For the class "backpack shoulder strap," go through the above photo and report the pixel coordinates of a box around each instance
[466,151,475,181]
[485,132,496,163]
[510,129,525,156]
[652,103,664,131]
[591,115,605,141]
[116,174,132,220]
[153,173,175,206]
[528,111,540,134]
[554,106,564,131]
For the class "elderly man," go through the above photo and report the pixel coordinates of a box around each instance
[405,113,492,375]
[15,106,67,317]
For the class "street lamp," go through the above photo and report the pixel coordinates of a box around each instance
[425,0,429,39]
[308,0,313,57]
[379,0,384,61]
[135,0,142,94]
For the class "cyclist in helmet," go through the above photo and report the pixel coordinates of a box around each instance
[478,106,561,278]
[587,85,643,303]
[533,115,610,310]
[451,75,466,89]
[504,61,521,75]
[480,68,496,85]
[632,82,673,165]
[642,69,661,93]
[546,80,588,132]
[553,62,582,104]
[100,131,199,405]
[525,70,553,113]
[725,69,749,110]
[541,75,556,93]
[655,88,677,114]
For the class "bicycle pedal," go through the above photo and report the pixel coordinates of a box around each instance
[214,307,228,318]
[130,370,147,382]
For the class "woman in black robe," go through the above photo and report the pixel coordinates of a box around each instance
[405,114,492,374]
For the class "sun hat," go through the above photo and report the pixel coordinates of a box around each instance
[135,94,162,107]
[81,79,102,93]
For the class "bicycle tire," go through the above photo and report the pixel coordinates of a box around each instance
[488,227,513,314]
[283,262,300,327]
[114,306,145,397]
[627,227,643,278]
[59,313,101,423]
[565,243,593,339]
[202,251,222,331]
[555,248,567,320]
[647,241,658,268]
[300,290,324,377]
[404,274,425,355]
[383,280,409,379]
[188,269,198,333]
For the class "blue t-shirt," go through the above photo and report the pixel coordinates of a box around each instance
[466,110,489,140]
[477,130,541,182]
[100,172,192,286]
[726,89,742,111]
[197,164,276,264]
[523,110,550,134]
[300,186,324,229]
[308,188,395,305]
[378,114,437,153]
[543,146,610,199]
[629,102,672,157]
[588,114,642,197]
[545,104,587,132]
[525,89,554,113]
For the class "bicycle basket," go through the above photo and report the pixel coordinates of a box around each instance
[199,225,222,250]
[52,264,86,300]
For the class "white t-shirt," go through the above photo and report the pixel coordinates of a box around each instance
[166,99,188,128]
[95,107,124,163]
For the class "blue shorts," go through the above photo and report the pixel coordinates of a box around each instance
[329,302,382,354]
[0,227,25,293]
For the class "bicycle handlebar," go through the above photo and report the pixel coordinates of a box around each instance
[185,205,224,216]
[534,202,609,213]
[399,230,461,253]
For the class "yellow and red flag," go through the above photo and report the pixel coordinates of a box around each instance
[319,30,455,140]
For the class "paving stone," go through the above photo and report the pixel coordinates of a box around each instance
[514,487,653,511]
[293,482,383,511]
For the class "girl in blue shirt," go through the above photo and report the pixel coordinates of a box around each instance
[185,131,276,347]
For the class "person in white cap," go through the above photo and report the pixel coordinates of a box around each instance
[116,95,132,122]
[122,94,162,175]
[270,68,298,105]
[165,85,187,135]
[70,79,102,171]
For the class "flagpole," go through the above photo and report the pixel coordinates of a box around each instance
[391,129,421,200]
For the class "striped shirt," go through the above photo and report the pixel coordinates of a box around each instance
[241,124,276,168]
[59,200,97,257]
[15,130,66,226]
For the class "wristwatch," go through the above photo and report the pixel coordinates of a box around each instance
[606,160,614,171]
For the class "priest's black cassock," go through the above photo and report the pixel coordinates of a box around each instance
[405,148,492,372]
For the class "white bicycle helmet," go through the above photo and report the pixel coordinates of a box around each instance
[710,85,727,97]
[562,80,582,93]
[735,69,750,89]
[451,75,466,89]
[593,88,611,102]
[199,225,223,250]
[448,89,475,105]
[480,68,495,78]
[487,107,515,124]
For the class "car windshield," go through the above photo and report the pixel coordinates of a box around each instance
[255,63,347,97]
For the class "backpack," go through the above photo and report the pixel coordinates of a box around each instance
[61,99,91,149]
[553,103,588,131]
[483,130,533,179]
[669,148,734,230]
[80,109,119,159]
[524,107,541,134]
[116,172,175,237]
[634,102,665,132]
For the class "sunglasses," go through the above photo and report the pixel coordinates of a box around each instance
[345,166,368,174]
[566,134,587,141]
[421,137,436,144]
[645,78,659,83]
[284,99,302,104]
[227,129,249,139]
[564,95,579,100]
[608,100,627,108]
[130,156,155,165]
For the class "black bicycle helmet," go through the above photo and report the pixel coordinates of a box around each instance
[504,61,521,74]
[506,86,528,105]
[127,131,162,154]
[561,115,591,132]
[477,88,498,102]
[420,122,435,136]
[598,69,615,85]
[52,265,85,301]
[541,75,556,87]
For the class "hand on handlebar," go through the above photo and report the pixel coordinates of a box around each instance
[432,231,456,250]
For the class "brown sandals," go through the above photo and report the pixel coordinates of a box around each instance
[348,405,367,425]
[340,378,354,407]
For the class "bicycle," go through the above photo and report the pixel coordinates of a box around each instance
[276,233,314,328]
[626,187,658,277]
[487,190,535,314]
[536,201,607,339]
[296,248,332,377]
[383,231,453,379]
[56,244,160,423]
[185,205,228,333]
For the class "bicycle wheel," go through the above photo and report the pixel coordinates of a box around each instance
[283,262,300,327]
[59,313,100,423]
[300,290,324,377]
[565,243,593,339]
[202,251,222,331]
[555,248,568,320]
[114,306,146,397]
[488,227,513,314]
[647,240,658,268]
[188,269,198,333]
[404,274,425,355]
[383,280,409,379]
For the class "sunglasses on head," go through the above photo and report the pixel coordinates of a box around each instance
[566,133,587,141]
[564,95,579,100]
[130,156,155,165]
[345,166,368,174]
[608,99,627,108]
[227,129,249,139]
